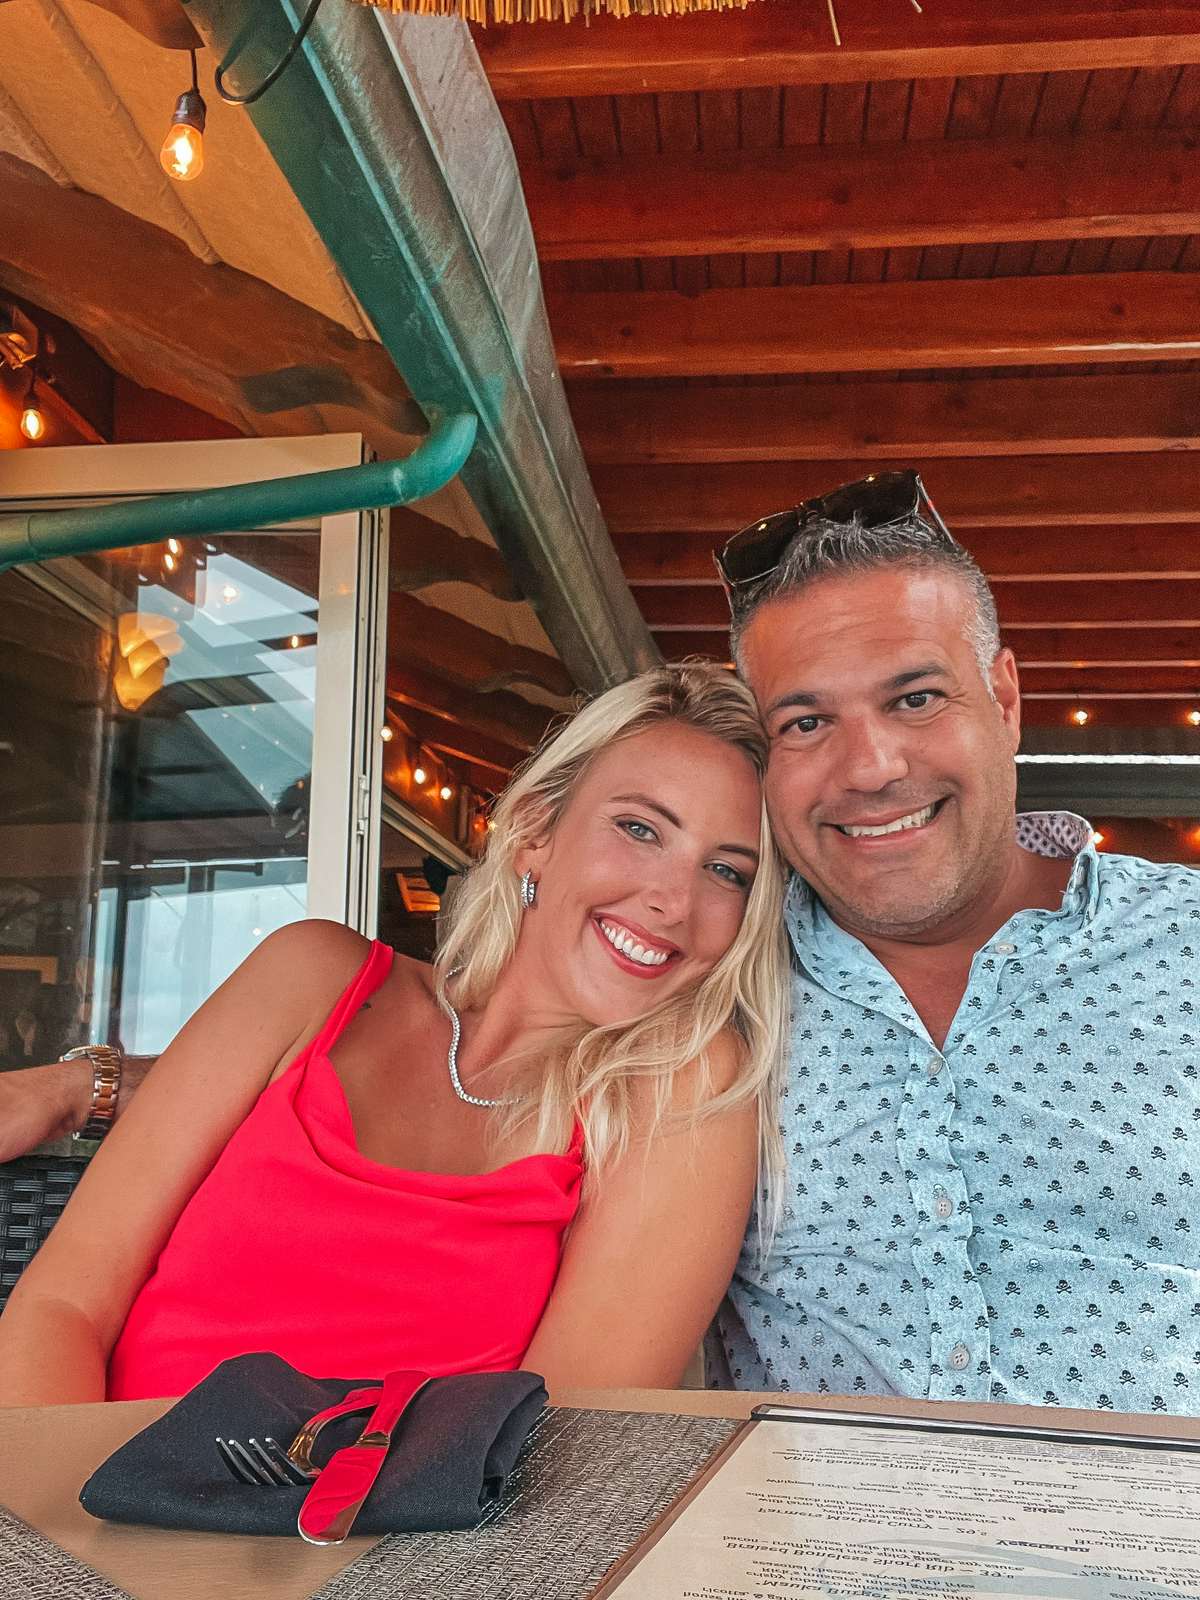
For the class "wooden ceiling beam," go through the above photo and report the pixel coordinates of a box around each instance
[654,628,1200,668]
[550,274,1200,380]
[390,509,522,601]
[571,373,1200,466]
[386,663,551,758]
[1020,667,1200,694]
[478,1,1200,98]
[636,582,1200,630]
[0,153,422,454]
[595,455,1200,533]
[529,132,1200,262]
[388,592,573,699]
[1003,629,1200,668]
[385,681,534,774]
[616,526,1200,585]
[1020,699,1200,727]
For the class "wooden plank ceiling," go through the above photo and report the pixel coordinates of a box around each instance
[476,0,1200,732]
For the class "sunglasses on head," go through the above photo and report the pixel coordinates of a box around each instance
[714,469,952,608]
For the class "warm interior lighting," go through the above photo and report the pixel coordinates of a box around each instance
[1188,826,1200,853]
[160,52,206,183]
[163,550,178,573]
[113,611,183,712]
[439,784,453,801]
[19,401,44,441]
[1187,709,1200,728]
[1069,707,1090,726]
[289,634,301,649]
[220,583,238,603]
[167,538,182,556]
[379,725,394,742]
[1091,830,1106,848]
[412,765,427,786]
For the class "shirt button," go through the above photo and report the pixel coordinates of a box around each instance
[949,1343,971,1371]
[994,941,1016,955]
[935,1195,954,1220]
[927,1057,943,1078]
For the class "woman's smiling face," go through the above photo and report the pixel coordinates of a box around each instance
[515,720,763,1028]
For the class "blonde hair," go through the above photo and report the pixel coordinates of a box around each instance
[435,662,788,1234]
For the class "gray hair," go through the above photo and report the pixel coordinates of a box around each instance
[729,510,1001,685]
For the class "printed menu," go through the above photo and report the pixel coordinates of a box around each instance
[593,1406,1200,1599]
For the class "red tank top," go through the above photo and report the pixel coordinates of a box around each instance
[107,941,584,1400]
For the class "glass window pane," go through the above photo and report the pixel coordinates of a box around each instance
[0,531,320,1068]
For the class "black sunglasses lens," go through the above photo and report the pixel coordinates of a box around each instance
[816,470,920,529]
[719,510,799,587]
[720,470,933,597]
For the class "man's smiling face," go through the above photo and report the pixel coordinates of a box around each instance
[739,564,1022,943]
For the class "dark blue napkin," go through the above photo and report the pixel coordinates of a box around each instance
[80,1351,546,1535]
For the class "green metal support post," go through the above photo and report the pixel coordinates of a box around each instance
[0,414,477,575]
[184,0,657,692]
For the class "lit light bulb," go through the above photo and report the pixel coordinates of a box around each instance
[1070,707,1090,726]
[1091,830,1105,848]
[1188,709,1200,728]
[160,64,206,184]
[379,725,394,742]
[440,784,453,801]
[289,634,301,649]
[413,765,427,786]
[221,583,238,603]
[19,403,45,442]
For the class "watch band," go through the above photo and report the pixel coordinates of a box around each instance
[60,1045,124,1140]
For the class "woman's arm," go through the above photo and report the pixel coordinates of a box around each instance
[0,920,368,1407]
[0,1055,156,1162]
[522,1036,758,1393]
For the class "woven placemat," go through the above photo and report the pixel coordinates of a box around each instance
[0,1406,736,1600]
[313,1405,739,1600]
[0,1502,133,1600]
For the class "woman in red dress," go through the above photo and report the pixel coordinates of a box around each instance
[0,663,787,1405]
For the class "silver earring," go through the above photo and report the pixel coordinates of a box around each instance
[520,870,538,910]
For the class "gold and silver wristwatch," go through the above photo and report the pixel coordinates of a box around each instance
[59,1044,124,1141]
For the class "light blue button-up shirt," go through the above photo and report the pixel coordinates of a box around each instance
[715,813,1200,1415]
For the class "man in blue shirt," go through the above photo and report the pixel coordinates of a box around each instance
[711,471,1200,1415]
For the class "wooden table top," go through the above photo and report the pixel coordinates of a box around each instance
[2,1386,1198,1600]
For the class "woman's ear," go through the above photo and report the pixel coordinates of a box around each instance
[511,799,553,883]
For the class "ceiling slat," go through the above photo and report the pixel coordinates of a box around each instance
[478,3,1200,100]
[570,372,1200,463]
[527,131,1200,261]
[550,272,1200,378]
[634,581,1200,630]
[615,525,1200,584]
[594,453,1200,532]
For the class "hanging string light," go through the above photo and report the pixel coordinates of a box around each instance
[1069,706,1091,727]
[160,49,206,183]
[18,365,44,442]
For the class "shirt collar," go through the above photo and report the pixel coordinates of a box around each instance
[784,809,1101,965]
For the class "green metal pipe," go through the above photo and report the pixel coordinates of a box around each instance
[0,412,477,574]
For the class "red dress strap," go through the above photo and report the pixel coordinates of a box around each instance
[305,938,394,1061]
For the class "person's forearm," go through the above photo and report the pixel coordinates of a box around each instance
[0,1055,156,1162]
[0,1293,109,1407]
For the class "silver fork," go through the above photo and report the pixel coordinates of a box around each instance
[217,1385,383,1487]
[217,1435,311,1487]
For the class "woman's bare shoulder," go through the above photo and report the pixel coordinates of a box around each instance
[251,918,373,985]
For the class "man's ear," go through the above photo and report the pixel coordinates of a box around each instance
[990,647,1022,751]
